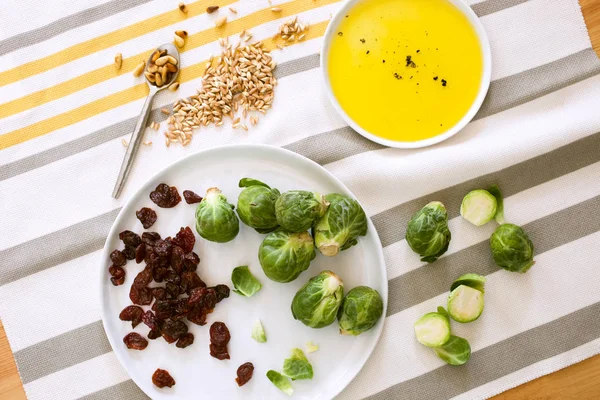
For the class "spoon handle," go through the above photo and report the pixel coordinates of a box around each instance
[112,91,156,199]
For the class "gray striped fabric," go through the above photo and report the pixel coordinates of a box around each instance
[0,0,599,399]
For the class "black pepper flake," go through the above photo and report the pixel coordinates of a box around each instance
[393,72,402,80]
[366,50,370,54]
[360,38,366,44]
[382,60,386,63]
[416,50,420,53]
[406,55,416,68]
[410,76,413,79]
[433,76,439,81]
[338,32,343,36]
[441,79,447,87]
[345,14,349,18]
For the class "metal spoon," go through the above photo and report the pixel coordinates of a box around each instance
[112,43,180,199]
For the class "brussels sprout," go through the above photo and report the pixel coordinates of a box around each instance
[406,201,452,263]
[337,286,384,336]
[195,187,239,243]
[266,370,293,396]
[291,271,344,328]
[490,223,535,273]
[236,178,280,233]
[460,189,498,226]
[414,311,451,347]
[251,319,267,343]
[275,190,329,233]
[434,335,471,366]
[313,193,368,256]
[282,348,314,380]
[259,231,316,283]
[488,185,505,224]
[447,285,484,323]
[305,341,319,354]
[231,266,262,297]
[450,273,486,293]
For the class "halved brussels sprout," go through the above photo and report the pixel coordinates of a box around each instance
[195,187,239,243]
[251,319,267,343]
[258,231,315,283]
[266,370,293,396]
[488,185,505,224]
[275,190,329,233]
[231,266,262,297]
[291,271,344,328]
[237,178,280,233]
[447,285,484,323]
[450,273,486,293]
[434,335,471,366]
[314,193,368,256]
[490,223,535,273]
[406,201,452,263]
[337,286,383,336]
[460,189,498,226]
[282,348,313,380]
[414,311,451,347]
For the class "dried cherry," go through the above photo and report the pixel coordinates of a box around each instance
[142,310,160,330]
[235,362,254,386]
[150,183,181,208]
[148,328,161,340]
[183,252,200,272]
[136,207,157,229]
[183,190,203,204]
[129,285,153,305]
[187,305,207,326]
[162,320,188,340]
[119,230,142,248]
[214,284,230,302]
[111,276,125,286]
[203,287,218,312]
[152,287,167,301]
[154,239,172,257]
[135,243,146,264]
[165,270,181,285]
[152,369,175,388]
[152,267,168,283]
[180,272,205,295]
[108,265,125,279]
[176,333,194,348]
[172,227,195,253]
[123,332,148,350]
[210,322,230,347]
[142,232,161,246]
[122,245,136,260]
[119,305,143,328]
[209,343,230,360]
[170,246,185,274]
[165,282,180,299]
[153,300,176,320]
[110,250,127,267]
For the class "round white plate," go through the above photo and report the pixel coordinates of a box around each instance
[100,144,387,399]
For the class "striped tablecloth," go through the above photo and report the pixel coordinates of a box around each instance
[1,0,600,399]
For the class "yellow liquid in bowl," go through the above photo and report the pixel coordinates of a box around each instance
[327,0,484,142]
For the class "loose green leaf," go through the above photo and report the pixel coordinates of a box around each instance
[434,335,472,366]
[282,348,314,380]
[406,201,451,263]
[450,273,486,293]
[239,178,271,189]
[305,341,319,354]
[437,306,450,321]
[266,370,294,396]
[488,185,505,224]
[414,311,451,348]
[251,319,267,343]
[231,266,262,297]
[490,224,535,273]
[447,285,484,323]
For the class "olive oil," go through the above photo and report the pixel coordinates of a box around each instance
[327,0,483,142]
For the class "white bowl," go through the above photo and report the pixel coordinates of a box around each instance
[320,0,492,149]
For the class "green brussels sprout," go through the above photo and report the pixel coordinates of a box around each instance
[258,231,316,283]
[236,178,280,233]
[291,271,344,328]
[450,273,486,293]
[447,285,484,323]
[231,266,262,297]
[275,190,329,233]
[282,348,313,380]
[434,335,471,366]
[251,319,267,343]
[195,187,239,243]
[414,311,451,347]
[266,370,293,396]
[313,193,368,256]
[460,189,498,226]
[490,223,535,273]
[337,286,384,336]
[488,185,505,224]
[406,201,452,263]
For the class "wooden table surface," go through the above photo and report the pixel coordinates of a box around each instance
[2,1,600,399]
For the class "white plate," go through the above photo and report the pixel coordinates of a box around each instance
[100,144,388,400]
